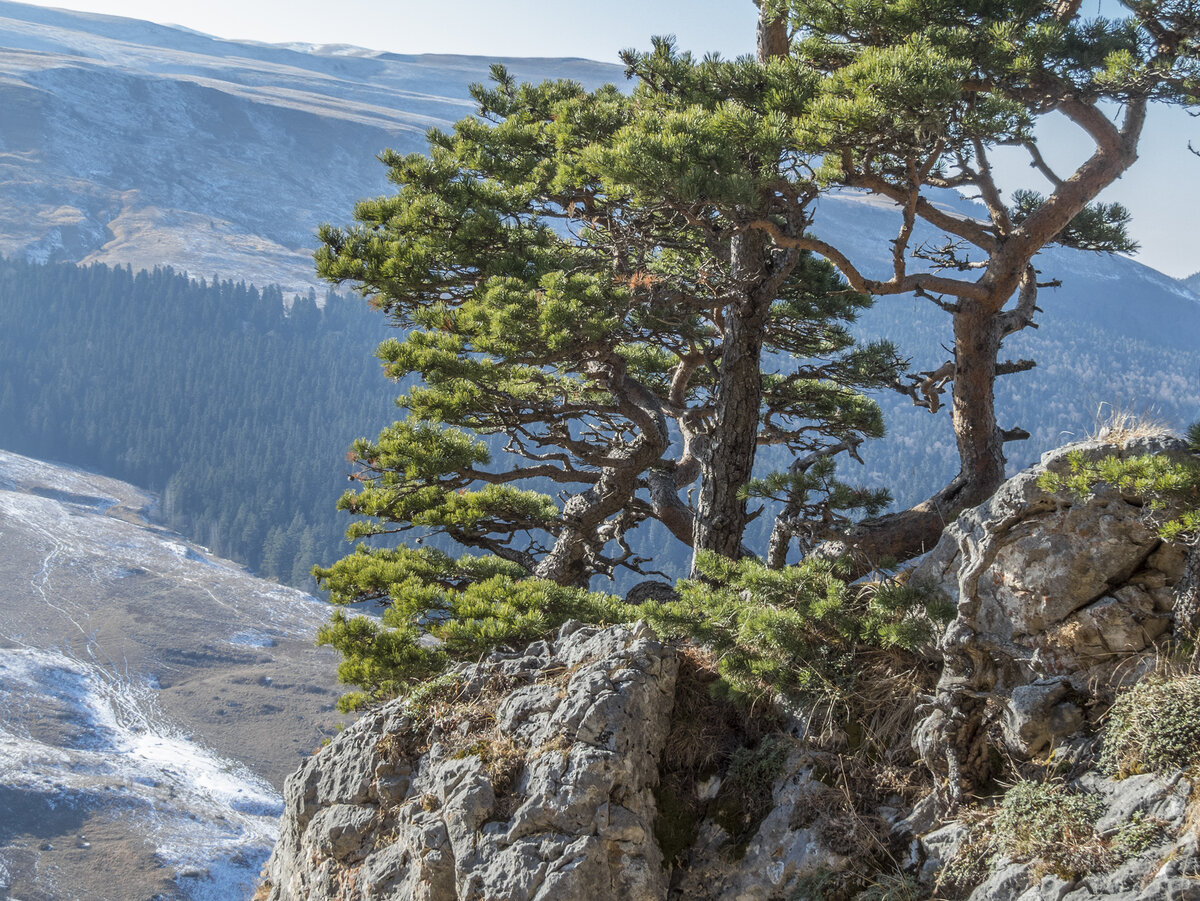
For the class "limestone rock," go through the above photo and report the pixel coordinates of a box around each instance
[912,436,1191,785]
[258,437,1200,901]
[671,759,848,901]
[258,621,678,901]
[958,773,1200,901]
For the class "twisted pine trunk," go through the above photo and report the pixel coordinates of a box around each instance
[822,302,1008,570]
[1177,540,1200,636]
[689,4,789,574]
[691,236,772,570]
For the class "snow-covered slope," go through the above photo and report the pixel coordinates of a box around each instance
[0,0,621,295]
[0,449,342,901]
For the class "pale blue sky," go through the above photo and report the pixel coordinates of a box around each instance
[14,0,1200,277]
[21,0,761,60]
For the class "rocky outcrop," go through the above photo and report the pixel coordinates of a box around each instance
[257,621,678,901]
[963,771,1200,901]
[260,436,1200,901]
[912,436,1191,799]
[257,621,860,901]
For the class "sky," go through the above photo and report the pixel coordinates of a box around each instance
[19,0,761,61]
[12,0,1200,278]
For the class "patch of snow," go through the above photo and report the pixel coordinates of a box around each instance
[228,630,277,649]
[0,646,280,900]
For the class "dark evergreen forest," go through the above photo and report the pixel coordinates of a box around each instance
[0,258,398,589]
[1,255,1195,593]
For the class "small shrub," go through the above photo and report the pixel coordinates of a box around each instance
[1038,441,1199,546]
[993,781,1105,876]
[1112,812,1166,858]
[638,553,951,727]
[1101,674,1200,777]
[939,779,1161,890]
[853,874,926,901]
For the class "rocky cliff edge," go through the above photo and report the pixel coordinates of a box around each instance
[259,436,1200,901]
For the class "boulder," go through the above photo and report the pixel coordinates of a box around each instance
[911,436,1190,796]
[257,621,678,901]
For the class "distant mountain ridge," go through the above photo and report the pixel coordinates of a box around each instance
[0,0,1198,574]
[0,0,621,295]
[1180,270,1200,294]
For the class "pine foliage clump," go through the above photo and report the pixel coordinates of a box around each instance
[636,553,952,721]
[316,546,625,710]
[1039,436,1200,545]
[315,543,951,716]
[314,64,904,592]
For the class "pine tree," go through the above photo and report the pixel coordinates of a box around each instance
[726,0,1200,566]
[313,56,903,609]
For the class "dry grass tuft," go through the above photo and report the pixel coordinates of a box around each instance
[841,649,939,767]
[371,665,540,823]
[660,646,779,774]
[1088,403,1173,443]
[455,735,526,798]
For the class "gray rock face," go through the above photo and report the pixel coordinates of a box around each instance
[258,621,678,901]
[670,751,849,901]
[912,437,1190,791]
[961,773,1200,901]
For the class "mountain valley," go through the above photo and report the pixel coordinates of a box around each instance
[0,449,341,900]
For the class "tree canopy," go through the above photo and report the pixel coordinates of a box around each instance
[736,0,1200,563]
[313,0,1200,702]
[314,60,903,600]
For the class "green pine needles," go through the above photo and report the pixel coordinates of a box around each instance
[1038,432,1200,546]
[317,542,950,717]
[316,549,626,710]
[316,63,903,593]
[640,553,952,705]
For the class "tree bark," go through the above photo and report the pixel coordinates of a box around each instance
[692,234,772,568]
[756,2,789,59]
[821,300,1008,570]
[947,302,1007,504]
[1176,539,1200,637]
[689,1,790,574]
[535,367,670,587]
